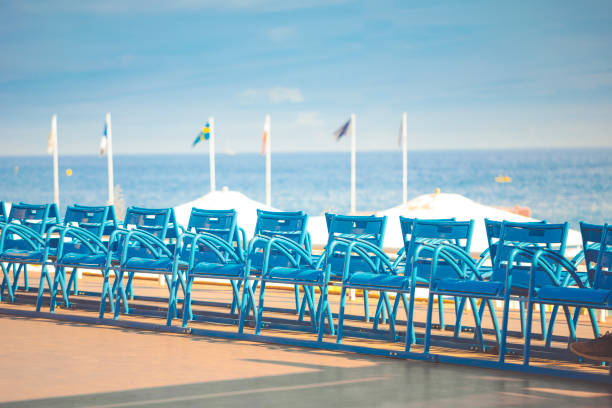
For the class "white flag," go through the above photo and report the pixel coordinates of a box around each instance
[47,115,57,154]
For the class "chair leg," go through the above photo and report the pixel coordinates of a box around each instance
[336,287,347,344]
[469,297,484,350]
[181,278,194,328]
[519,301,526,338]
[255,281,266,335]
[437,295,445,330]
[317,284,330,342]
[486,299,501,346]
[382,292,396,341]
[539,303,547,341]
[1,263,15,302]
[363,289,370,322]
[71,267,78,295]
[230,280,241,315]
[303,286,317,332]
[454,297,467,338]
[23,264,29,291]
[563,305,577,343]
[545,304,560,349]
[10,264,21,293]
[587,308,601,338]
[499,295,511,364]
[402,293,416,344]
[406,285,418,352]
[99,268,113,319]
[423,291,435,354]
[113,271,129,319]
[454,296,464,335]
[36,265,53,312]
[294,285,300,315]
[49,266,62,313]
[523,299,535,366]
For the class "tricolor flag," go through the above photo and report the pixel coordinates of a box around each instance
[99,123,108,156]
[333,118,351,141]
[192,123,211,147]
[47,115,57,154]
[261,116,270,155]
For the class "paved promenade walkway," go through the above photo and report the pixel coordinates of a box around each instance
[1,314,611,407]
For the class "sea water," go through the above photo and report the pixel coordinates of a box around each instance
[0,149,610,228]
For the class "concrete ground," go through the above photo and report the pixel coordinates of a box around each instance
[0,271,611,407]
[1,315,611,408]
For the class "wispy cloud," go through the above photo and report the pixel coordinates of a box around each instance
[240,87,304,103]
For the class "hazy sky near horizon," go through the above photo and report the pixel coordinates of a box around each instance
[1,0,611,155]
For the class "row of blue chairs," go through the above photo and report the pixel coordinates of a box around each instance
[0,201,610,368]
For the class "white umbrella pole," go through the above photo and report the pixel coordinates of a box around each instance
[350,113,356,213]
[209,116,216,192]
[106,112,114,204]
[265,114,271,206]
[402,112,408,204]
[51,114,59,208]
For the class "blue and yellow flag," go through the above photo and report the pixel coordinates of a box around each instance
[192,123,211,147]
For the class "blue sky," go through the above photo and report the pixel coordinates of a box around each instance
[1,0,611,155]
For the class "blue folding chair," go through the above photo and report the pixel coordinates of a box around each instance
[396,218,476,350]
[109,206,181,320]
[424,221,568,363]
[172,208,246,327]
[526,223,612,365]
[46,204,118,314]
[476,219,552,340]
[238,210,316,335]
[373,217,456,331]
[0,203,59,302]
[303,213,387,324]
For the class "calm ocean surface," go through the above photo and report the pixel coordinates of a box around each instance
[0,149,610,228]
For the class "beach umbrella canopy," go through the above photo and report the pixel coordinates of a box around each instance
[372,193,582,254]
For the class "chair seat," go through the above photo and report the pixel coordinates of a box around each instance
[58,253,111,268]
[267,267,323,283]
[124,256,173,273]
[0,249,44,263]
[434,279,504,297]
[347,272,407,289]
[191,262,243,278]
[537,286,612,307]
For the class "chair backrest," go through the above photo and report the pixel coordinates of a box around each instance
[123,206,179,243]
[250,210,309,269]
[185,208,240,263]
[401,218,474,280]
[0,201,6,224]
[64,204,118,238]
[325,214,387,278]
[579,222,604,286]
[491,221,569,288]
[592,224,612,290]
[8,202,59,234]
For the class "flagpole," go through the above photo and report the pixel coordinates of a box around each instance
[402,112,408,204]
[350,113,356,214]
[265,114,271,207]
[209,116,216,192]
[51,114,59,208]
[106,112,114,204]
